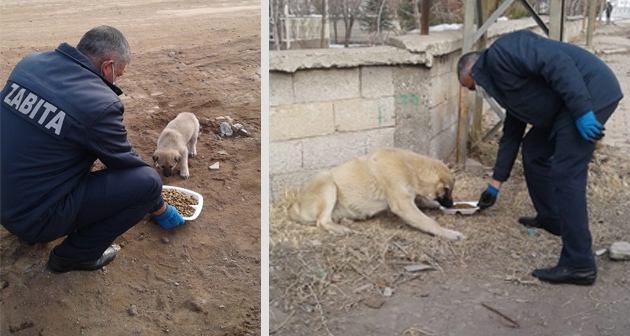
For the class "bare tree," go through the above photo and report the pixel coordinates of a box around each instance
[341,0,363,47]
[329,0,344,44]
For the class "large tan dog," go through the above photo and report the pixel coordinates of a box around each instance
[152,112,200,179]
[288,147,465,240]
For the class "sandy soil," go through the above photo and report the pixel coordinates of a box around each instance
[0,1,261,335]
[269,21,630,336]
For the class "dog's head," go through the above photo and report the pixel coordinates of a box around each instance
[152,149,181,177]
[434,171,454,208]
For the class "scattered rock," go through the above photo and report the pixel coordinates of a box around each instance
[382,287,393,297]
[218,150,228,155]
[363,295,386,309]
[238,128,251,137]
[128,305,138,316]
[183,299,204,313]
[220,122,233,136]
[464,158,486,176]
[610,241,630,260]
[112,244,122,252]
[231,123,243,133]
[209,162,220,170]
[353,283,372,293]
[595,248,607,256]
[403,263,435,273]
[168,52,175,57]
[161,236,170,244]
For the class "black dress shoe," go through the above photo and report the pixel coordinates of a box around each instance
[47,246,117,273]
[532,265,596,286]
[518,217,561,236]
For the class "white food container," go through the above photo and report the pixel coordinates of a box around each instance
[439,201,479,215]
[162,185,203,221]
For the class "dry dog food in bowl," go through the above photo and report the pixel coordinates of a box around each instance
[162,186,203,220]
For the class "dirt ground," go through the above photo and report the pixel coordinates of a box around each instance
[269,22,630,336]
[0,1,261,335]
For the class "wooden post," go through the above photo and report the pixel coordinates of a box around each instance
[457,0,477,165]
[586,0,596,47]
[470,0,491,145]
[549,0,564,41]
[421,0,430,35]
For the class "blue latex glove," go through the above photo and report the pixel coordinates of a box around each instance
[575,111,603,141]
[478,184,499,210]
[154,204,185,229]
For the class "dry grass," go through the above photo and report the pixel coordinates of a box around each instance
[269,143,630,327]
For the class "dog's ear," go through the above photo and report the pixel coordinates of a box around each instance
[175,155,181,163]
[152,154,158,162]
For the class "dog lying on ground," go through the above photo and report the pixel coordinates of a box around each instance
[288,147,465,241]
[152,112,200,179]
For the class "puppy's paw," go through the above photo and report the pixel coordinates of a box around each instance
[189,152,197,158]
[180,171,190,179]
[443,229,466,241]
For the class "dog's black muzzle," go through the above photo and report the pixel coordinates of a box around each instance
[436,194,453,208]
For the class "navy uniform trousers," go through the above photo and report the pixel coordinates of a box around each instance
[521,102,619,269]
[35,166,163,261]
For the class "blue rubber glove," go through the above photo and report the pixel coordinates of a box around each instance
[154,204,185,229]
[478,184,499,210]
[575,111,603,142]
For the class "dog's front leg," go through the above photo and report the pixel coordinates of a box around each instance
[317,218,351,234]
[179,150,190,179]
[388,195,465,241]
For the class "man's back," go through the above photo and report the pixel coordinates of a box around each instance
[0,44,144,239]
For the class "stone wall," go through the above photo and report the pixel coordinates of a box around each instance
[269,17,585,201]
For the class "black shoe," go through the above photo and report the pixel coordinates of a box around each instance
[518,217,561,236]
[532,265,597,286]
[47,246,117,273]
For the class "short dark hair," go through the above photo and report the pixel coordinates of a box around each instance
[457,51,480,81]
[77,26,131,67]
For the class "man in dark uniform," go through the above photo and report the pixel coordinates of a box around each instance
[0,26,185,273]
[457,30,623,286]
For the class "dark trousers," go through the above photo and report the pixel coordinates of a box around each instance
[521,102,618,268]
[44,166,163,260]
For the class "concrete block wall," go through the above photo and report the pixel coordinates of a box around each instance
[270,17,584,201]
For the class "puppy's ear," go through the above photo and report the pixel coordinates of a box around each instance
[152,154,158,162]
[175,155,181,163]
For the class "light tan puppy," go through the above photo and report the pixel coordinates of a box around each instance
[288,147,465,240]
[152,112,200,179]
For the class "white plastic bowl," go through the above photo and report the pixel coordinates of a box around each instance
[162,185,203,221]
[440,201,479,215]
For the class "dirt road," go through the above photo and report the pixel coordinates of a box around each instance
[0,1,261,335]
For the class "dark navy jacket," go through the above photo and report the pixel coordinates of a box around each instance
[0,43,149,240]
[471,30,623,182]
